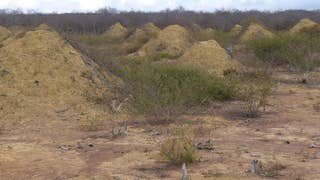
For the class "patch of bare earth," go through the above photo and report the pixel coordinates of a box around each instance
[1,71,320,179]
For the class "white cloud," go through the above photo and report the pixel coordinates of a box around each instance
[0,0,319,13]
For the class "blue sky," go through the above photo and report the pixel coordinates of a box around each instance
[0,0,320,13]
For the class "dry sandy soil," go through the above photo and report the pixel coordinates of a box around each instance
[0,69,319,180]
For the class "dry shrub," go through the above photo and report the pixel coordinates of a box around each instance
[255,161,286,177]
[79,114,109,131]
[160,127,197,165]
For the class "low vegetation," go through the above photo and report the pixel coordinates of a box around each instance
[116,62,235,121]
[160,127,197,164]
[255,161,287,178]
[246,31,320,71]
[213,30,234,48]
[239,70,276,118]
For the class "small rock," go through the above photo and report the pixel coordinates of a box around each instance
[59,145,72,151]
[196,139,214,151]
[55,108,69,114]
[77,142,85,149]
[301,78,307,84]
[34,80,40,86]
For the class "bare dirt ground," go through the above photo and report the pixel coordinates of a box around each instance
[1,71,320,180]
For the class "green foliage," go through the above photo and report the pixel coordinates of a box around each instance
[117,62,235,120]
[75,32,128,46]
[160,127,197,164]
[213,30,234,48]
[246,32,320,71]
[237,70,276,118]
[195,29,215,41]
[241,17,259,27]
[148,52,179,61]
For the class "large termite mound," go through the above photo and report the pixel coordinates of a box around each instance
[0,25,12,43]
[290,18,319,33]
[178,40,241,76]
[103,23,128,41]
[240,23,273,42]
[138,25,191,60]
[0,25,121,129]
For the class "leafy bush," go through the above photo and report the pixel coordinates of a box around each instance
[241,17,260,27]
[117,62,235,120]
[213,30,234,48]
[246,32,320,71]
[238,70,276,118]
[160,127,197,164]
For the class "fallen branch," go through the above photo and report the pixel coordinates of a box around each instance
[310,144,320,148]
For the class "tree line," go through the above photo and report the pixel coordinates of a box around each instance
[0,8,319,33]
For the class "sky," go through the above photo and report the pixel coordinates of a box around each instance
[0,0,320,13]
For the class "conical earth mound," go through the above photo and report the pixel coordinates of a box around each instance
[0,25,12,42]
[103,22,128,41]
[123,23,161,53]
[122,28,149,53]
[240,23,273,42]
[0,26,121,129]
[230,24,243,36]
[142,23,160,37]
[290,18,319,33]
[178,40,240,75]
[36,24,53,31]
[138,25,191,60]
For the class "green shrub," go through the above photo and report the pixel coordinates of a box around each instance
[241,17,259,27]
[160,127,197,164]
[116,62,235,120]
[246,32,320,71]
[213,30,234,48]
[238,70,276,118]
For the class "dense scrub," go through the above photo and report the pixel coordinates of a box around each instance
[116,62,235,120]
[246,31,320,71]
